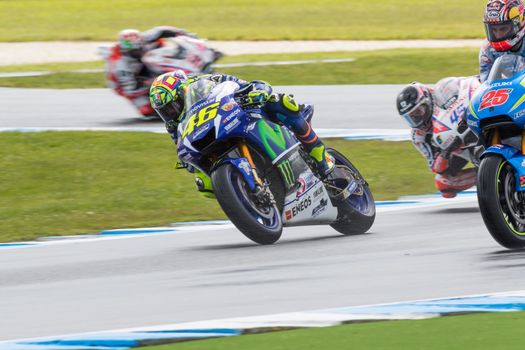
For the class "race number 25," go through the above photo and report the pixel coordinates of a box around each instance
[479,89,512,111]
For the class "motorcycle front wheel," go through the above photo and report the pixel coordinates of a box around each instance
[478,154,525,249]
[211,163,282,245]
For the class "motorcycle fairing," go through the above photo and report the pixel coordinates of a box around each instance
[482,145,525,191]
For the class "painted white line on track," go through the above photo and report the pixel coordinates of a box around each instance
[1,289,524,350]
[0,58,356,78]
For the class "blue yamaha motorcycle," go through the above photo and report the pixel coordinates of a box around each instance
[177,79,375,244]
[467,55,525,248]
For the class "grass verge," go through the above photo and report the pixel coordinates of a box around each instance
[0,132,434,242]
[0,47,480,88]
[0,0,486,41]
[143,311,525,350]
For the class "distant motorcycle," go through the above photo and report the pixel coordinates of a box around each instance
[99,35,223,119]
[467,54,525,249]
[176,79,376,244]
[141,36,223,75]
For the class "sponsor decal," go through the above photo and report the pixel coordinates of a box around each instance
[467,119,478,127]
[521,176,525,188]
[515,110,525,119]
[479,89,512,111]
[296,178,307,196]
[436,135,443,145]
[192,123,211,138]
[285,210,293,220]
[311,199,328,218]
[313,186,324,199]
[522,159,525,168]
[224,118,240,132]
[490,81,513,88]
[291,196,312,217]
[239,159,252,175]
[221,102,235,112]
[222,109,241,124]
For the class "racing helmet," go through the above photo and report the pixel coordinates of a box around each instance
[118,29,144,59]
[484,0,525,52]
[396,82,434,129]
[149,70,189,127]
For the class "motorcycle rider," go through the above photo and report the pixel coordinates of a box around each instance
[149,70,335,193]
[396,77,480,198]
[106,26,195,119]
[479,0,525,82]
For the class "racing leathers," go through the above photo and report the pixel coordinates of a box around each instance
[410,77,480,198]
[169,73,334,182]
[479,39,525,82]
[106,26,193,118]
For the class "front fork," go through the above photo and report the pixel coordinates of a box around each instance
[238,141,276,205]
[238,141,264,186]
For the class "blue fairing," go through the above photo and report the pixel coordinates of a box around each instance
[214,157,256,191]
[177,80,300,183]
[467,56,525,191]
[483,145,525,191]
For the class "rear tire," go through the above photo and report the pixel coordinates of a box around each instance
[478,155,525,249]
[327,148,376,235]
[211,163,282,245]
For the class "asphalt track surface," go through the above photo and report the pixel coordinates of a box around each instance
[1,202,522,341]
[0,87,518,341]
[0,85,407,130]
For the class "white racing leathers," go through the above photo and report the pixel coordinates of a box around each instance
[411,76,481,198]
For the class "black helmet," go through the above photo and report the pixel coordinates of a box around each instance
[396,82,434,129]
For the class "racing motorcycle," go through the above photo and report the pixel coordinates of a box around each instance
[177,79,375,244]
[467,55,525,249]
[99,35,223,119]
[141,36,223,75]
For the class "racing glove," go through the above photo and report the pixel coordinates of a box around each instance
[432,154,449,174]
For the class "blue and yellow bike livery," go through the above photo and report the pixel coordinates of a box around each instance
[177,79,375,244]
[467,55,525,248]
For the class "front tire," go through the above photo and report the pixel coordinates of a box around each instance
[327,148,376,235]
[478,155,525,249]
[211,163,282,245]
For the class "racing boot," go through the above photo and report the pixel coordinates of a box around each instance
[435,168,476,198]
[265,93,335,178]
[306,141,335,178]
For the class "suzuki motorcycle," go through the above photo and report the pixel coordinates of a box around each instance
[177,80,376,244]
[467,55,525,249]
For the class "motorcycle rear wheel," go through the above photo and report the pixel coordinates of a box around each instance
[327,148,376,235]
[478,154,525,249]
[211,163,282,245]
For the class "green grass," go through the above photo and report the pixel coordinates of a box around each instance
[0,132,434,243]
[0,47,480,88]
[0,0,486,42]
[144,311,525,350]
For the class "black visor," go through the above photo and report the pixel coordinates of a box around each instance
[156,101,183,124]
[485,21,518,42]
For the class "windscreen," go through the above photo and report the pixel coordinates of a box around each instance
[487,55,525,83]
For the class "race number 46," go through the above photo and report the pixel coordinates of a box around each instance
[479,89,512,111]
